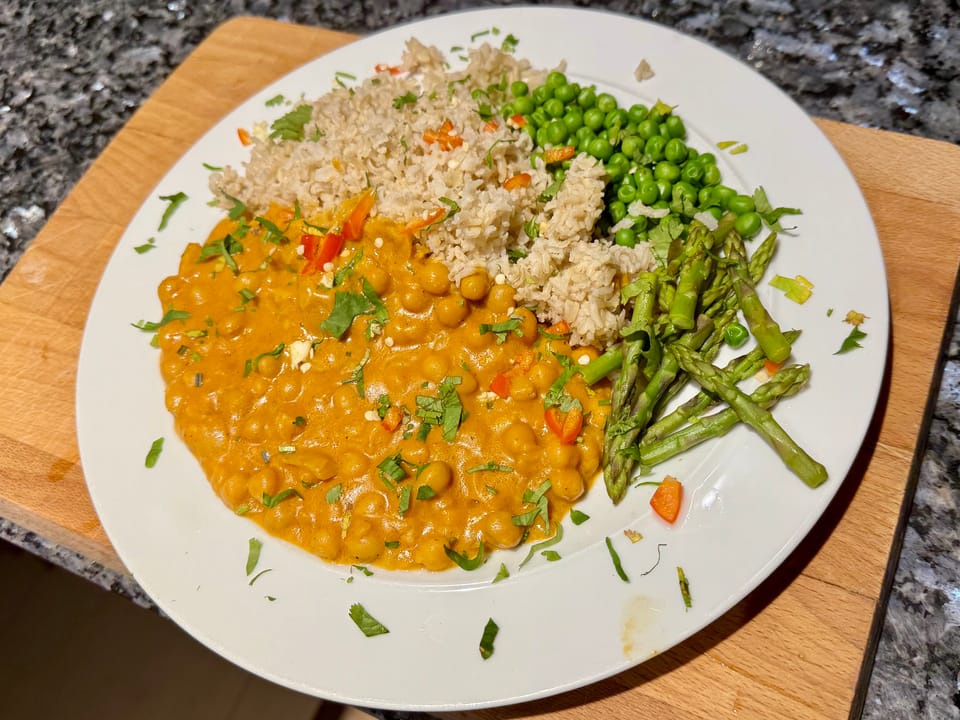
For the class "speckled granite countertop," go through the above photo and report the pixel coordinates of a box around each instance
[1,2,957,718]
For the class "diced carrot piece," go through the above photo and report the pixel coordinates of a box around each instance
[483,120,500,133]
[439,120,453,134]
[375,63,401,75]
[650,476,683,524]
[764,359,785,376]
[342,189,376,242]
[237,128,252,146]
[542,146,576,164]
[381,406,403,432]
[546,320,570,336]
[503,173,532,190]
[490,372,511,399]
[510,114,528,128]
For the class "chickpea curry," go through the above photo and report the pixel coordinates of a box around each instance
[157,194,610,571]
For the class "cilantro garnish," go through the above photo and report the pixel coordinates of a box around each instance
[438,196,460,221]
[677,566,692,609]
[248,568,272,586]
[541,550,561,562]
[334,248,363,286]
[835,326,868,355]
[269,104,313,141]
[132,308,190,332]
[416,485,436,500]
[501,33,519,53]
[361,279,389,338]
[443,543,487,571]
[511,479,551,531]
[605,536,629,582]
[466,461,513,474]
[470,29,490,41]
[198,234,244,274]
[133,237,156,254]
[352,564,374,577]
[325,484,342,504]
[398,485,412,515]
[752,186,802,232]
[518,522,563,568]
[261,488,302,508]
[570,509,590,525]
[341,348,370,399]
[254,215,286,244]
[479,618,499,660]
[485,138,517,168]
[348,603,390,637]
[375,393,392,419]
[478,316,523,344]
[321,291,373,339]
[647,215,685,266]
[221,192,246,221]
[157,192,188,231]
[376,453,408,490]
[492,563,509,583]
[392,91,418,109]
[238,288,256,305]
[265,94,285,107]
[245,538,262,576]
[415,376,464,442]
[202,162,223,171]
[144,438,164,468]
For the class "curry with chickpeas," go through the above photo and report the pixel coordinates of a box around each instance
[156,194,609,571]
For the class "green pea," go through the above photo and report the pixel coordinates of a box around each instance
[686,147,699,161]
[544,98,565,119]
[702,164,722,186]
[529,108,549,128]
[681,162,704,184]
[553,168,567,182]
[522,124,537,141]
[615,227,637,247]
[544,120,567,145]
[735,211,762,238]
[706,206,723,220]
[631,215,649,232]
[513,95,535,116]
[500,102,515,120]
[532,85,553,105]
[577,87,597,109]
[554,83,578,104]
[596,129,609,141]
[652,199,670,210]
[562,109,583,134]
[583,107,605,131]
[545,71,567,89]
[607,152,630,170]
[535,126,549,147]
[627,103,649,124]
[656,179,673,201]
[604,108,629,129]
[645,135,667,161]
[621,135,642,159]
[712,185,737,209]
[637,179,660,205]
[635,229,649,243]
[664,138,688,164]
[654,161,681,182]
[596,93,618,113]
[588,137,614,161]
[728,194,756,215]
[664,115,686,139]
[698,187,715,207]
[510,80,529,98]
[697,152,717,166]
[575,125,595,143]
[724,322,749,348]
[616,183,637,203]
[608,200,628,223]
[624,122,638,136]
[673,180,698,203]
[633,166,654,184]
[637,118,659,140]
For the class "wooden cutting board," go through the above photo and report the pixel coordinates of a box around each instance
[1,16,958,720]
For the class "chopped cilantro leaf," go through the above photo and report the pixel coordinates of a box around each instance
[245,538,262,576]
[501,33,519,53]
[518,522,563,568]
[321,291,373,339]
[478,316,523,344]
[333,248,363,287]
[416,485,436,500]
[341,348,370,398]
[352,564,374,577]
[605,536,629,582]
[570,509,590,525]
[466,462,513,474]
[835,326,868,354]
[348,603,389,637]
[444,543,487,571]
[261,488,302,508]
[134,237,156,254]
[398,485,412,515]
[248,568,272,586]
[254,215,286,244]
[132,308,190,333]
[269,104,313,141]
[479,618,499,660]
[265,94,285,106]
[541,550,562,561]
[158,192,188,231]
[244,342,284,377]
[492,563,509,583]
[325,484,342,504]
[144,438,164,468]
[677,566,692,609]
[392,91,418,109]
[202,162,223,171]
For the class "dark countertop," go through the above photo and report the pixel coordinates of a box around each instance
[1,2,957,718]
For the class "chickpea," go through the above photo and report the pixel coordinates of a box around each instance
[578,432,602,478]
[276,374,302,402]
[463,319,495,350]
[398,282,432,313]
[503,421,538,456]
[332,384,359,413]
[303,450,337,481]
[220,473,249,506]
[219,313,246,338]
[434,294,470,327]
[543,434,580,469]
[486,283,516,312]
[240,412,266,443]
[178,243,203,271]
[419,461,453,494]
[397,441,430,466]
[415,535,452,571]
[418,261,450,295]
[340,450,370,477]
[483,510,524,549]
[158,276,184,305]
[422,353,450,383]
[263,501,299,534]
[549,468,585,502]
[165,389,185,413]
[514,307,538,345]
[459,270,491,301]
[457,371,478,394]
[388,315,428,346]
[247,467,280,500]
[362,263,391,295]
[344,520,383,563]
[509,375,538,401]
[188,283,209,307]
[256,353,281,378]
[528,361,559,393]
[310,529,341,561]
[354,491,387,517]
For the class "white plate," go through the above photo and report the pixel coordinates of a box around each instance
[76,7,888,711]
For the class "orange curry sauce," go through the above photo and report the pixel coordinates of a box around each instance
[156,196,610,571]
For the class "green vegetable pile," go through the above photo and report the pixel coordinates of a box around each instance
[497,71,825,504]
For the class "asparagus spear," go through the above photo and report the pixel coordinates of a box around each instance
[726,237,792,364]
[642,329,802,445]
[670,344,828,488]
[639,363,810,467]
